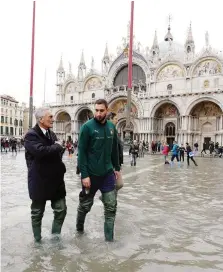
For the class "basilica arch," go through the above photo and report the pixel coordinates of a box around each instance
[187,99,223,146]
[55,110,72,141]
[108,98,139,141]
[113,64,146,86]
[75,106,94,133]
[152,101,180,145]
[116,118,138,141]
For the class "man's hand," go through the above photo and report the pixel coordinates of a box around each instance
[114,171,120,180]
[82,177,91,188]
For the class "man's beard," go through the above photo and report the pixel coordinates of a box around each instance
[95,115,106,123]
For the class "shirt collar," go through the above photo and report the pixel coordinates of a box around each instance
[39,125,47,135]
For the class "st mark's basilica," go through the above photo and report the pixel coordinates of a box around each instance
[48,22,223,147]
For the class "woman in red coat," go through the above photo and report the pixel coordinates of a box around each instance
[162,142,170,164]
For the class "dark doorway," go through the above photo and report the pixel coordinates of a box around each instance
[204,137,211,149]
[167,137,175,149]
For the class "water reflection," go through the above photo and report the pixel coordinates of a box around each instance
[1,153,223,271]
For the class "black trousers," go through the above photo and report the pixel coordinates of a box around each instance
[179,152,184,161]
[187,156,197,166]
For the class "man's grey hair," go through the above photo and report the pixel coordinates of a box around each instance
[35,107,51,121]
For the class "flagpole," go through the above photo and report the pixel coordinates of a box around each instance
[29,1,36,128]
[125,1,134,141]
[43,68,46,104]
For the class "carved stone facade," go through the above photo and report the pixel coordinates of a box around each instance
[48,22,223,147]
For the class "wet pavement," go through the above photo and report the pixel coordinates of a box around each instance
[1,151,223,272]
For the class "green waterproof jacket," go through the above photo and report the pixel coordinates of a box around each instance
[78,118,120,179]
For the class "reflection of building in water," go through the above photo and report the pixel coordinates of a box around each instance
[47,20,223,147]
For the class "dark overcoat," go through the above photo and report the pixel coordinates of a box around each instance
[24,124,66,201]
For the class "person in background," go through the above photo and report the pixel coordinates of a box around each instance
[170,141,180,165]
[186,142,198,166]
[129,140,139,166]
[201,142,207,156]
[179,144,186,162]
[162,142,170,164]
[76,99,120,242]
[24,107,67,242]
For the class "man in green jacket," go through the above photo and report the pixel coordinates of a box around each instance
[76,99,120,241]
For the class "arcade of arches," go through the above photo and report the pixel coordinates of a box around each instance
[55,111,71,140]
[150,101,223,146]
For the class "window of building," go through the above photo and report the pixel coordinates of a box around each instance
[1,99,3,105]
[1,108,3,113]
[10,110,12,116]
[5,109,8,114]
[167,84,172,91]
[15,128,17,135]
[5,127,9,135]
[1,116,4,123]
[92,93,95,99]
[0,126,3,135]
[19,120,23,126]
[14,119,18,126]
[10,118,12,124]
[10,127,13,135]
[5,117,8,124]
[70,96,73,102]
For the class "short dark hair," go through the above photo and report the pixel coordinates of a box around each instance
[95,99,108,109]
[106,112,116,120]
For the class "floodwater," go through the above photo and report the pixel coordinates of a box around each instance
[1,152,223,272]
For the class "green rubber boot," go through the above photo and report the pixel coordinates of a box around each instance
[51,198,67,235]
[76,192,94,232]
[102,190,117,242]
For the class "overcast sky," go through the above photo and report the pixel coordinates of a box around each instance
[1,0,223,107]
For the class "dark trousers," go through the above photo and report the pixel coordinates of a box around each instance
[76,173,116,241]
[171,154,179,162]
[31,197,67,241]
[179,152,184,162]
[201,149,206,154]
[187,156,197,166]
[131,154,137,165]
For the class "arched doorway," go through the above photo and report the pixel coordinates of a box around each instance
[154,102,180,143]
[165,122,176,146]
[55,111,71,141]
[190,101,223,146]
[77,108,93,132]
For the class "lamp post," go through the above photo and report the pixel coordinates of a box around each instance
[124,1,134,144]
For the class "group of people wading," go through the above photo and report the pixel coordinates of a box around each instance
[24,98,202,243]
[24,99,123,242]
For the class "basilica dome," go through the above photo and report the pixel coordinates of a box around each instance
[158,40,185,57]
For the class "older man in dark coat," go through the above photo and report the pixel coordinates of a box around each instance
[24,107,67,242]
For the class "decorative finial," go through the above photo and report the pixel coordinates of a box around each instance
[205,31,209,47]
[91,57,94,70]
[69,62,72,74]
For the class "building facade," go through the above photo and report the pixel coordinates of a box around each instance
[0,95,25,138]
[48,23,223,147]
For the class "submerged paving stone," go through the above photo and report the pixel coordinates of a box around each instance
[1,152,223,272]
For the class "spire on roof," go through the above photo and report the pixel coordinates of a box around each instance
[186,22,194,44]
[79,50,86,66]
[103,43,109,61]
[57,55,64,72]
[164,15,173,41]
